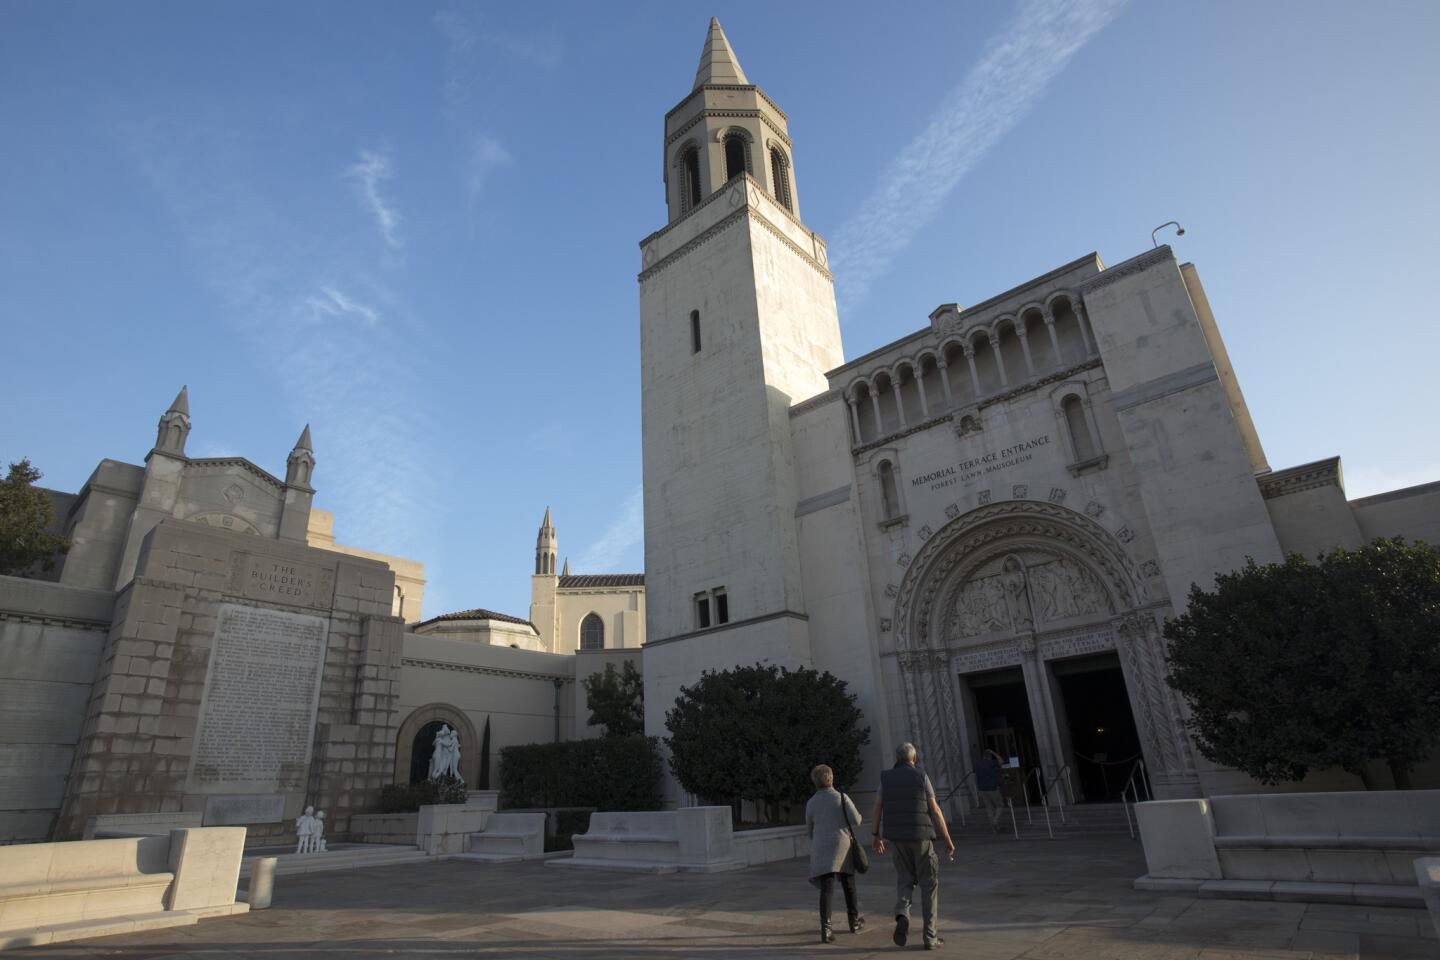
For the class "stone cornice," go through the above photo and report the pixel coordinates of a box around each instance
[666,110,792,149]
[645,609,808,648]
[1258,456,1343,501]
[401,656,571,684]
[638,206,747,282]
[1079,246,1174,294]
[665,84,788,124]
[187,457,285,490]
[788,389,842,418]
[0,610,111,629]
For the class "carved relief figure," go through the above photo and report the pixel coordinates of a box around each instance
[1000,557,1034,631]
[428,724,463,781]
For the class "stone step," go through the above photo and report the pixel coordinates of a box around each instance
[239,845,429,878]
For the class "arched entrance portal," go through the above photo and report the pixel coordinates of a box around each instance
[890,500,1197,801]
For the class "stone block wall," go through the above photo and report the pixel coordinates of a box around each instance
[55,519,399,844]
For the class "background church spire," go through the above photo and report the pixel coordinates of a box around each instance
[153,385,191,458]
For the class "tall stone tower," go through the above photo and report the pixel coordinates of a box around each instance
[639,19,844,753]
[530,507,558,652]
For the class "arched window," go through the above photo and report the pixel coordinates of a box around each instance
[770,147,792,211]
[690,310,702,353]
[681,146,702,211]
[580,613,604,650]
[724,134,747,182]
[879,460,899,519]
[1063,395,1097,462]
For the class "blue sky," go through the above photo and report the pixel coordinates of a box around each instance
[3,1,1437,621]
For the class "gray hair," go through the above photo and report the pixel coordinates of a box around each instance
[810,764,834,789]
[894,742,917,763]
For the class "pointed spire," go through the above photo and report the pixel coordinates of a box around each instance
[286,424,316,489]
[693,17,748,89]
[293,424,313,453]
[562,557,571,577]
[541,505,554,531]
[168,385,190,417]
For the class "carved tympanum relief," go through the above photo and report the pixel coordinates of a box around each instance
[941,552,1111,641]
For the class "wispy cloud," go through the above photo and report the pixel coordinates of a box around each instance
[345,148,403,249]
[305,285,381,327]
[576,487,644,573]
[466,135,512,211]
[830,0,1128,310]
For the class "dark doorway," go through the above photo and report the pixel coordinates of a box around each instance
[1052,653,1144,801]
[966,667,1040,797]
[409,720,448,784]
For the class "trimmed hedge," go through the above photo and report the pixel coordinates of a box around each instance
[500,735,663,811]
[378,774,468,813]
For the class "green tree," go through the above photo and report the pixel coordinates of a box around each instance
[665,663,870,823]
[583,661,644,737]
[0,459,70,577]
[1165,539,1440,789]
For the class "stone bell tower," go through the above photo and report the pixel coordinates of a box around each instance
[639,19,844,751]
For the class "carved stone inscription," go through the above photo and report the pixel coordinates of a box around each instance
[231,553,335,610]
[188,604,329,793]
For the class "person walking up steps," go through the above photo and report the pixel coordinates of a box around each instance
[872,742,955,950]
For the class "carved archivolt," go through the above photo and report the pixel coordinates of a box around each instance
[894,500,1147,653]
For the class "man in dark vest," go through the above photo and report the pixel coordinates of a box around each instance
[872,742,955,950]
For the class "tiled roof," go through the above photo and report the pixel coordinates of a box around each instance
[558,574,645,589]
[413,608,537,631]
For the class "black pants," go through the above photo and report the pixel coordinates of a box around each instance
[817,872,858,927]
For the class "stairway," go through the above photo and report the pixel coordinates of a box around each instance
[238,843,431,878]
[950,801,1137,841]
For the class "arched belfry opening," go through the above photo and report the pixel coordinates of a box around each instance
[723,133,748,182]
[887,500,1197,803]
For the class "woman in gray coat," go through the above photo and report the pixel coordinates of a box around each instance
[805,764,866,943]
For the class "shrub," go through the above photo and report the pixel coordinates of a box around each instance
[377,774,468,812]
[499,735,663,811]
[665,663,870,823]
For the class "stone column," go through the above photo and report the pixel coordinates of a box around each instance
[915,370,930,420]
[963,343,981,397]
[869,388,884,436]
[893,378,908,430]
[1043,309,1062,364]
[1016,327,1035,377]
[1017,634,1067,804]
[935,358,955,408]
[989,334,1009,387]
[846,397,863,444]
[1113,613,1198,799]
[1073,300,1095,356]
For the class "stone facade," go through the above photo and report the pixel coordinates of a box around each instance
[637,20,1440,807]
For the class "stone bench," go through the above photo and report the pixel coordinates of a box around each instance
[0,828,249,949]
[1417,858,1440,940]
[1135,792,1440,907]
[554,807,746,873]
[464,812,546,861]
[83,811,204,839]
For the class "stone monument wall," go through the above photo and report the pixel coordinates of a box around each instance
[55,519,402,844]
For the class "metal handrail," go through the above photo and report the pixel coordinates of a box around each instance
[1053,763,1076,806]
[1119,758,1149,839]
[942,771,978,827]
[1019,766,1054,839]
[1006,798,1019,839]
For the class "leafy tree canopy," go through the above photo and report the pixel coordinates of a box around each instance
[665,663,870,821]
[0,459,70,577]
[583,661,644,738]
[1165,539,1440,788]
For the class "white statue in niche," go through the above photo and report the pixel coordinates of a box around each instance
[295,805,316,854]
[428,724,463,781]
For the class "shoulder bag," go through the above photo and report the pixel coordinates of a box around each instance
[840,792,869,873]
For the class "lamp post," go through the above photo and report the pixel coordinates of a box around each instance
[1151,221,1185,248]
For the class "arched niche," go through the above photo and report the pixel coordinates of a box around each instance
[394,703,479,787]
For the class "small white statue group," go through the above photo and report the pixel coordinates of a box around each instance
[295,805,327,854]
[428,724,463,782]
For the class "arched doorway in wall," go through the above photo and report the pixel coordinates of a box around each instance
[394,704,478,786]
[889,500,1196,801]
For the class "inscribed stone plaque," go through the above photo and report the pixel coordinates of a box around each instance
[229,553,335,610]
[187,603,330,794]
[203,793,286,825]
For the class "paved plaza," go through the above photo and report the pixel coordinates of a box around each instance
[13,836,1435,960]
